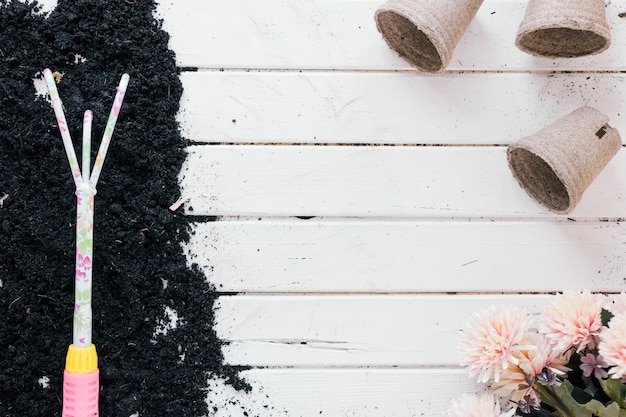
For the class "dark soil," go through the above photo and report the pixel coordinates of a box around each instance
[0,1,245,416]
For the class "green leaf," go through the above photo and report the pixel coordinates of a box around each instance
[75,288,92,304]
[602,308,615,327]
[600,378,626,409]
[77,238,92,254]
[74,310,89,330]
[549,380,626,417]
[551,381,594,417]
[570,384,593,404]
[581,398,621,417]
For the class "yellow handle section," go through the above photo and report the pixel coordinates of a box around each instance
[65,344,98,374]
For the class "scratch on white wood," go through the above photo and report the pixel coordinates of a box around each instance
[178,71,626,144]
[213,294,551,367]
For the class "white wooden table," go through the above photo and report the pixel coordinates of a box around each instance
[156,1,626,415]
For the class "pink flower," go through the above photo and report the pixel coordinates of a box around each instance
[459,305,534,383]
[492,333,570,402]
[445,393,515,417]
[77,253,92,271]
[598,313,626,380]
[579,353,608,379]
[538,290,605,352]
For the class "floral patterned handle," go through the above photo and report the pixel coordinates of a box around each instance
[43,69,129,348]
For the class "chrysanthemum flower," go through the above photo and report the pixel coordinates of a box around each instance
[598,312,626,379]
[459,305,534,383]
[445,393,515,417]
[492,333,570,402]
[538,290,606,352]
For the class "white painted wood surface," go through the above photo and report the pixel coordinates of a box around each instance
[205,369,479,417]
[179,145,626,217]
[177,71,626,145]
[185,219,626,293]
[159,0,626,71]
[157,0,626,415]
[213,294,551,367]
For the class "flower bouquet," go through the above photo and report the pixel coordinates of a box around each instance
[446,291,626,417]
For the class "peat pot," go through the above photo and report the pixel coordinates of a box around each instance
[515,0,611,57]
[507,107,621,215]
[374,0,484,72]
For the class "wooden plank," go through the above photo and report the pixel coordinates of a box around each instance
[213,294,551,366]
[178,71,626,144]
[159,0,626,72]
[180,145,626,218]
[206,368,482,417]
[186,219,626,293]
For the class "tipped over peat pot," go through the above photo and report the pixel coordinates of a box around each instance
[515,0,611,58]
[507,107,622,214]
[374,0,484,72]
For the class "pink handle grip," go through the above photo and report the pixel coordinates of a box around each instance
[62,369,99,417]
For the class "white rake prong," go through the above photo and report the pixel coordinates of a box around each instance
[82,110,93,186]
[43,68,83,188]
[90,73,130,188]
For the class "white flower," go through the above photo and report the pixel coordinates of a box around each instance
[538,290,605,352]
[458,305,534,383]
[492,333,570,402]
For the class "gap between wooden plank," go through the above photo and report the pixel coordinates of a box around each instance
[186,141,510,147]
[181,67,626,75]
[186,215,626,223]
